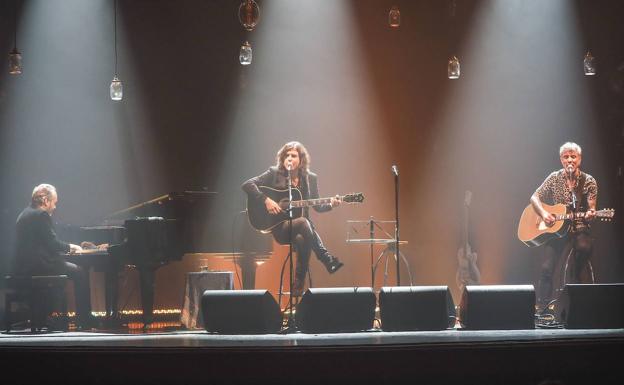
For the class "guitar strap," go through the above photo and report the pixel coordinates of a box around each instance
[301,173,311,218]
[574,172,587,211]
[570,172,587,233]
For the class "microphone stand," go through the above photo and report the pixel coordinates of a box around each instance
[393,165,400,286]
[559,168,578,302]
[284,165,296,332]
[567,168,577,212]
[369,216,374,288]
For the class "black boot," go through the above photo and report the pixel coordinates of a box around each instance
[321,254,344,274]
[309,224,343,274]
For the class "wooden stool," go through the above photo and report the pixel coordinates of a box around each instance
[4,275,69,332]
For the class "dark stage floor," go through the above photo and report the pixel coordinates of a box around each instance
[0,326,622,348]
[1,326,623,385]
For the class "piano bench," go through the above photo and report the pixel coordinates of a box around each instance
[4,275,69,333]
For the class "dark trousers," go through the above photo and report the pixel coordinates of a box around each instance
[537,231,593,306]
[271,217,330,280]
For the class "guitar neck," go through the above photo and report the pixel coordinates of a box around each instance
[291,196,336,208]
[556,210,604,221]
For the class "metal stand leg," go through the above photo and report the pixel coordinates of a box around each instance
[373,245,414,288]
[559,247,575,294]
[278,250,293,311]
[372,247,390,288]
[397,250,414,286]
[587,260,596,283]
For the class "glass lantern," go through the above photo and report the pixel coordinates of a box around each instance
[110,75,123,101]
[448,56,460,79]
[239,41,252,65]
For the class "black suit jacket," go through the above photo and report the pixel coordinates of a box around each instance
[14,206,70,274]
[242,166,332,217]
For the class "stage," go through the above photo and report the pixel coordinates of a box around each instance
[1,325,622,385]
[2,1,624,384]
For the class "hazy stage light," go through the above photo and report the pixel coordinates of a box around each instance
[388,6,401,28]
[239,0,260,32]
[239,41,253,65]
[584,51,596,76]
[8,48,22,75]
[110,0,122,100]
[448,55,460,79]
[110,75,123,101]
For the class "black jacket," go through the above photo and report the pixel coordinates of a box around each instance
[14,206,70,274]
[242,166,332,217]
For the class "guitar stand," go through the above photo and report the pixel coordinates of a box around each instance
[372,242,413,288]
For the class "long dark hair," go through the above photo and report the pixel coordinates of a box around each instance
[275,141,311,175]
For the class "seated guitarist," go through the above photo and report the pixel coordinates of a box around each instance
[529,142,597,309]
[242,141,344,296]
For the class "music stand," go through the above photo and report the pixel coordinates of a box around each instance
[346,217,413,289]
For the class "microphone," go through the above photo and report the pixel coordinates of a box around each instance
[566,165,574,177]
[286,161,292,171]
[391,165,398,176]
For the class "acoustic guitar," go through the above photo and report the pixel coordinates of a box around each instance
[247,186,364,233]
[517,203,614,247]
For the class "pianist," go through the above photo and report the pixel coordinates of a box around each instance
[14,183,94,329]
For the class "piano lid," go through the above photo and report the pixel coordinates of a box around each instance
[104,191,217,221]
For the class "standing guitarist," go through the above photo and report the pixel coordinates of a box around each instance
[529,142,598,309]
[242,141,344,296]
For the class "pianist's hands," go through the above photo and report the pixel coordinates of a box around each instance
[80,241,110,251]
[80,241,97,250]
[69,244,83,254]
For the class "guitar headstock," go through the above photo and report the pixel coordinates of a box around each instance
[598,208,615,221]
[343,193,365,204]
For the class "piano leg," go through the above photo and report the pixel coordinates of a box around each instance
[104,269,120,325]
[239,256,258,290]
[138,268,156,326]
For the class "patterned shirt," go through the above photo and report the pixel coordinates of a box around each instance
[535,169,598,231]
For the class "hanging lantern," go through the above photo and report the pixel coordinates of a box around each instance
[239,41,252,65]
[239,0,260,32]
[110,75,123,101]
[388,6,401,28]
[584,51,596,76]
[8,48,22,75]
[448,56,460,79]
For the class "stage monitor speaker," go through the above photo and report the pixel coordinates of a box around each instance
[379,286,456,331]
[561,283,624,329]
[201,289,282,334]
[296,287,376,333]
[459,285,535,330]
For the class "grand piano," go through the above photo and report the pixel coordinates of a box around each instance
[68,191,216,326]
